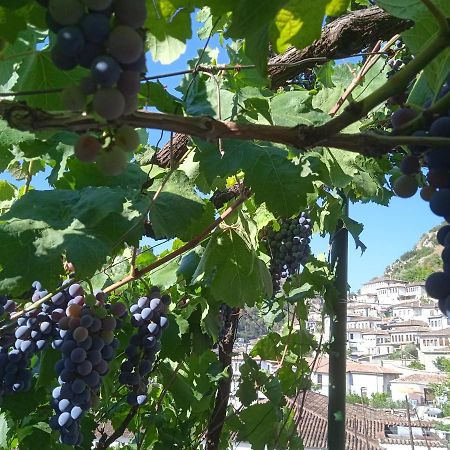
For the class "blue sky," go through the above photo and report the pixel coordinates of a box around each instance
[1,16,443,292]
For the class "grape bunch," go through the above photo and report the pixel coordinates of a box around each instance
[388,75,450,312]
[391,76,450,200]
[386,39,413,78]
[263,212,312,292]
[119,287,170,406]
[36,0,146,175]
[50,291,125,445]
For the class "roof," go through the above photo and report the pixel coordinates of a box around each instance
[291,391,446,450]
[392,300,436,309]
[348,316,382,322]
[361,329,389,336]
[419,327,450,337]
[391,373,448,385]
[365,277,406,285]
[309,356,401,375]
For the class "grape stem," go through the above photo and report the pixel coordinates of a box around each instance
[103,193,250,294]
[329,35,400,116]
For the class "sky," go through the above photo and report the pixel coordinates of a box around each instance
[0,15,443,293]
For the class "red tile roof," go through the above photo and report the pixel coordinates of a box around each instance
[390,373,448,385]
[309,356,401,375]
[290,392,447,450]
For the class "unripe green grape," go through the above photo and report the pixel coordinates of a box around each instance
[74,134,102,163]
[92,87,125,120]
[49,0,84,26]
[115,125,140,152]
[97,146,128,176]
[62,86,86,111]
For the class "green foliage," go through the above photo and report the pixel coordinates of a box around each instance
[0,0,447,448]
[346,392,408,409]
[408,360,426,370]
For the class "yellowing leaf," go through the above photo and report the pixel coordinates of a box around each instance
[326,0,350,16]
[271,0,328,53]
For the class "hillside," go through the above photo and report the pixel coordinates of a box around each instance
[384,224,443,282]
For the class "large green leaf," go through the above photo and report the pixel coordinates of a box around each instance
[0,187,147,295]
[271,90,329,126]
[195,140,315,217]
[148,170,213,240]
[146,0,193,64]
[192,229,271,306]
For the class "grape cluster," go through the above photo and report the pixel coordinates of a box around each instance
[50,287,125,445]
[389,75,450,312]
[391,76,450,200]
[119,287,170,406]
[386,39,413,78]
[37,0,146,175]
[263,213,312,292]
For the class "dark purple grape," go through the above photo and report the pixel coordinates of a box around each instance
[90,55,121,87]
[81,13,110,44]
[51,45,77,71]
[425,271,450,299]
[57,27,85,57]
[430,189,450,217]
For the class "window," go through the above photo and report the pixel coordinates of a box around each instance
[317,374,323,389]
[350,333,354,339]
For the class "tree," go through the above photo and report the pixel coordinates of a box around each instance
[0,1,449,449]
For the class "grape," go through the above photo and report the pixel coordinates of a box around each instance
[51,45,77,71]
[400,155,420,175]
[107,26,143,64]
[430,116,450,139]
[73,327,89,343]
[438,296,450,318]
[91,56,121,87]
[437,225,450,246]
[81,13,110,44]
[425,272,450,299]
[57,27,85,57]
[392,175,418,198]
[96,146,127,176]
[391,108,418,130]
[117,71,141,96]
[123,94,139,115]
[61,86,86,111]
[121,52,146,73]
[409,130,428,155]
[430,189,450,217]
[92,88,125,120]
[83,0,112,10]
[114,0,147,28]
[77,42,103,69]
[49,0,84,26]
[46,11,64,33]
[115,125,140,152]
[427,170,450,189]
[79,76,97,95]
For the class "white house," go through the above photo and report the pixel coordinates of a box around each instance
[390,373,448,406]
[309,356,401,397]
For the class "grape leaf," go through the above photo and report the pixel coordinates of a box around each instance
[195,140,315,217]
[192,229,271,307]
[0,187,147,296]
[0,180,15,201]
[146,1,192,64]
[148,170,212,240]
[0,413,9,449]
[271,90,329,126]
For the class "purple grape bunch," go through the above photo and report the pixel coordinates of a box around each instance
[36,0,145,175]
[119,286,170,406]
[263,212,312,292]
[49,286,127,445]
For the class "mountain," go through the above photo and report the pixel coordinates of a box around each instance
[384,224,443,282]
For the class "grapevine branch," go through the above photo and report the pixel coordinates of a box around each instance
[313,26,450,139]
[3,100,450,156]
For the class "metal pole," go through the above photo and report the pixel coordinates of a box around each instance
[405,395,415,450]
[327,198,349,450]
